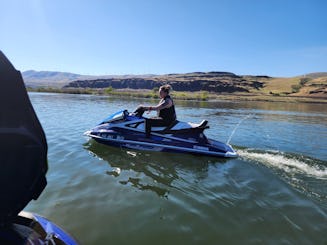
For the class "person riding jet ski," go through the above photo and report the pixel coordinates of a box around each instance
[136,84,177,137]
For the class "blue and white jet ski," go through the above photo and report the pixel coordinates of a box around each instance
[85,109,237,158]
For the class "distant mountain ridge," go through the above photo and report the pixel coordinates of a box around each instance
[22,70,157,88]
[22,70,102,88]
[22,70,327,98]
[304,72,327,79]
[23,70,80,79]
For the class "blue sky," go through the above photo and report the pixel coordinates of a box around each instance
[1,0,326,77]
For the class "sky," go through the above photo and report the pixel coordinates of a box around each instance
[1,0,327,77]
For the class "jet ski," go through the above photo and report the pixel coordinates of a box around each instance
[85,109,237,158]
[8,211,79,245]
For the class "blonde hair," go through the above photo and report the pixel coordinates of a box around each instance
[160,84,172,94]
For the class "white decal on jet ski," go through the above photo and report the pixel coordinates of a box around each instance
[193,145,209,151]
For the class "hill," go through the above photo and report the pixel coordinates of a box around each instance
[261,73,327,98]
[22,70,85,88]
[23,70,327,101]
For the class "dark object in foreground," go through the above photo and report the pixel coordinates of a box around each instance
[0,51,78,244]
[0,51,48,224]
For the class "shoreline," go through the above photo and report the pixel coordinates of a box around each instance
[27,88,327,104]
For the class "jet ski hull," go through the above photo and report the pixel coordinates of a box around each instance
[92,136,236,157]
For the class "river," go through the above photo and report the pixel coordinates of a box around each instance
[25,92,327,244]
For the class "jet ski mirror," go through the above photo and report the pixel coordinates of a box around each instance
[0,51,48,224]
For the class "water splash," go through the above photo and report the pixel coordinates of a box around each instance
[238,149,327,179]
[227,114,252,144]
[238,148,327,203]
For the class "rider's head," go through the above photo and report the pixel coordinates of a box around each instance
[159,84,172,98]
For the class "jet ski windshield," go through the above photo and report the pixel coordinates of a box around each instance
[100,110,129,124]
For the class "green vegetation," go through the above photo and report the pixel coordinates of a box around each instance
[29,87,94,94]
[27,87,214,101]
[291,77,311,93]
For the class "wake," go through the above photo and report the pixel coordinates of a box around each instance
[237,148,327,203]
[238,149,327,180]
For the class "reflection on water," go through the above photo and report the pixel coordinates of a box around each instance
[84,140,227,198]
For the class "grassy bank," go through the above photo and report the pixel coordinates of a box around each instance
[28,87,211,100]
[27,87,327,104]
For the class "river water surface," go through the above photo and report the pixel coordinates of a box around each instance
[26,92,327,244]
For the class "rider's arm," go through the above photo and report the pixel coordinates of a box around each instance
[146,98,172,111]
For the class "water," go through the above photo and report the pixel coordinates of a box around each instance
[25,92,327,244]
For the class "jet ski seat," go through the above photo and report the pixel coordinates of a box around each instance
[159,120,209,134]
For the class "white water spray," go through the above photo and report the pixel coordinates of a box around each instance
[227,114,252,144]
[238,149,327,179]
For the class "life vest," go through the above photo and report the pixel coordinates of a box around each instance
[159,95,176,123]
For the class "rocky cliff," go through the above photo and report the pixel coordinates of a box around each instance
[63,72,266,93]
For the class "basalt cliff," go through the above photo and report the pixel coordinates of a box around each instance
[62,72,266,93]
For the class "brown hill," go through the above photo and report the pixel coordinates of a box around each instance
[24,70,327,100]
[262,74,327,98]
